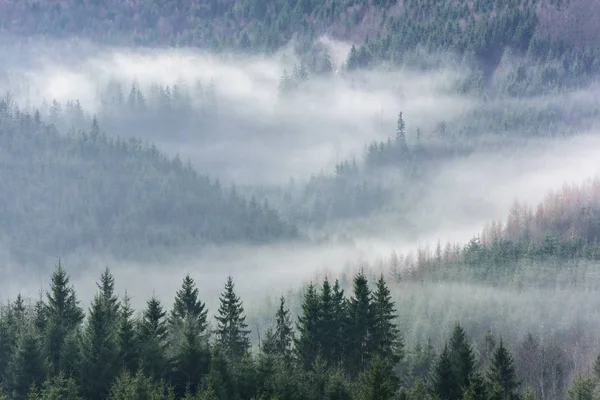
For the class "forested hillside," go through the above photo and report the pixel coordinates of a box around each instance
[0,98,296,262]
[1,0,600,94]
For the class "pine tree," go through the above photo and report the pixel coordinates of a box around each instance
[346,272,374,375]
[407,378,432,400]
[108,370,163,400]
[97,268,120,328]
[462,372,487,400]
[171,315,210,396]
[449,323,476,398]
[30,374,82,400]
[396,112,408,152]
[430,345,454,400]
[295,283,321,370]
[5,332,47,400]
[487,340,519,400]
[319,278,336,366]
[58,330,81,379]
[79,293,120,400]
[43,262,84,375]
[214,276,251,362]
[265,296,293,360]
[117,293,139,375]
[356,356,398,400]
[169,274,208,335]
[139,296,169,381]
[331,280,347,367]
[371,275,402,366]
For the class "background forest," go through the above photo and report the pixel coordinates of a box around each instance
[1,0,600,399]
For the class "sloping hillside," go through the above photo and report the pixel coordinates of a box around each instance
[0,98,297,262]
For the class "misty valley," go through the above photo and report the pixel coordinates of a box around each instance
[2,0,600,399]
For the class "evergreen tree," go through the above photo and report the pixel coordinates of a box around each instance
[97,267,120,328]
[430,345,454,400]
[58,330,81,379]
[319,278,336,366]
[43,262,84,375]
[108,370,163,400]
[214,276,251,362]
[171,315,210,396]
[449,323,476,398]
[264,296,293,360]
[407,378,432,400]
[5,332,47,400]
[462,372,487,400]
[295,283,321,370]
[370,275,402,365]
[331,279,347,367]
[487,340,520,400]
[139,296,169,381]
[117,293,139,375]
[29,374,82,400]
[396,112,408,152]
[346,271,374,375]
[169,274,208,335]
[356,356,398,400]
[79,293,120,400]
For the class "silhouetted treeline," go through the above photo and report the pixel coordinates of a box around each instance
[2,263,597,399]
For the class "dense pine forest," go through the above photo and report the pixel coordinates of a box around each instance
[2,263,599,400]
[2,0,600,398]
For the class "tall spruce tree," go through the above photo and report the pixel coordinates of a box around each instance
[430,345,454,400]
[79,293,120,400]
[171,315,210,396]
[356,356,398,400]
[371,275,402,366]
[117,293,139,375]
[462,372,487,400]
[318,278,336,366]
[487,340,520,400]
[264,296,293,360]
[43,262,84,375]
[295,283,321,370]
[449,323,476,399]
[331,279,347,367]
[97,268,120,328]
[346,271,374,375]
[30,374,82,400]
[139,296,169,381]
[169,274,208,334]
[5,332,47,400]
[214,276,250,361]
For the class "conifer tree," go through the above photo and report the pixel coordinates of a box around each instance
[295,283,321,370]
[371,275,402,366]
[171,315,210,396]
[43,262,84,375]
[79,293,120,400]
[117,293,139,375]
[462,372,487,400]
[449,323,476,398]
[356,356,398,400]
[5,332,47,400]
[97,268,120,328]
[430,345,454,400]
[139,296,169,381]
[170,274,208,335]
[29,374,82,400]
[331,279,347,367]
[346,271,374,375]
[319,278,336,366]
[487,340,519,400]
[264,296,293,360]
[214,276,251,362]
[396,112,408,152]
[58,330,81,379]
[108,370,163,400]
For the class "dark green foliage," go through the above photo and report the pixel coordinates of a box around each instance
[346,271,374,376]
[171,316,211,396]
[79,293,120,400]
[170,274,208,335]
[448,323,476,398]
[462,372,487,400]
[108,370,165,400]
[28,374,82,400]
[117,294,139,375]
[356,356,398,400]
[487,340,520,400]
[318,278,336,366]
[430,345,455,400]
[5,332,47,400]
[214,276,251,362]
[262,296,293,361]
[294,283,321,370]
[98,268,120,328]
[371,275,402,366]
[139,297,169,381]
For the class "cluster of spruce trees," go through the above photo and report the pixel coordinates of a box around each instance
[0,261,564,400]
